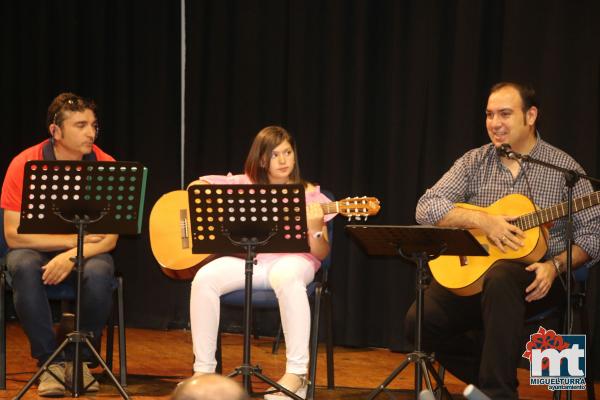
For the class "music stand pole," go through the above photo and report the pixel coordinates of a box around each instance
[240,241,255,391]
[224,234,296,395]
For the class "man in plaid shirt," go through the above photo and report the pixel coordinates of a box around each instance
[405,82,600,399]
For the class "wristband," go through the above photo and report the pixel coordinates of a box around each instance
[551,257,563,275]
[311,231,323,239]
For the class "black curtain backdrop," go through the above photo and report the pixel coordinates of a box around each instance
[3,0,600,376]
[1,0,190,329]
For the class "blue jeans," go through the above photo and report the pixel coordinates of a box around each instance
[6,249,115,366]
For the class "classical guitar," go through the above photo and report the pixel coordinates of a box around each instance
[149,190,381,279]
[430,191,600,296]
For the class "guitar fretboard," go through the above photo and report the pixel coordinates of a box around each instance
[321,202,338,215]
[515,191,600,231]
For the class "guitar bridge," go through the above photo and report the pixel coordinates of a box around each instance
[180,209,190,249]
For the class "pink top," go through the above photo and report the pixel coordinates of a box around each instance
[200,173,335,271]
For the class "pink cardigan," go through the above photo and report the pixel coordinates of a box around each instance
[200,173,335,271]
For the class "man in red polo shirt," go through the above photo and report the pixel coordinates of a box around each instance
[1,93,117,396]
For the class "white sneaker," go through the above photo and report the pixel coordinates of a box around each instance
[264,373,308,400]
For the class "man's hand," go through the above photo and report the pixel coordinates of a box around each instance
[480,213,525,252]
[524,261,556,302]
[41,252,76,285]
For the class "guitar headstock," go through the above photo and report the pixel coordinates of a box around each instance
[337,196,381,221]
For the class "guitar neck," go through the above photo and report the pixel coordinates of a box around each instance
[321,202,338,215]
[515,190,600,230]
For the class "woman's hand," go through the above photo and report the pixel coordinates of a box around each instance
[306,203,325,233]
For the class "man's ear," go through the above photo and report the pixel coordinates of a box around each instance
[49,123,60,140]
[526,106,538,127]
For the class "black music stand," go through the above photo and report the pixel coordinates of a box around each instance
[14,160,148,399]
[188,183,310,400]
[345,225,488,400]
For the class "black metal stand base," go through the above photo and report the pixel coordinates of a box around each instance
[367,351,450,400]
[13,331,129,399]
[368,249,453,400]
[228,364,304,400]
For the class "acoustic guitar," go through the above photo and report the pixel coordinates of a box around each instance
[429,191,600,296]
[149,190,381,279]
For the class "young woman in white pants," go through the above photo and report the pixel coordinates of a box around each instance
[188,126,333,399]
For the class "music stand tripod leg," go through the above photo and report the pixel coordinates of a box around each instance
[366,358,411,400]
[225,242,305,400]
[82,335,129,398]
[13,335,72,399]
[423,358,452,399]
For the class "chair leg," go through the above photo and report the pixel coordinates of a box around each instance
[578,298,595,400]
[324,288,334,389]
[116,276,127,387]
[272,322,283,354]
[106,306,115,371]
[1,271,6,390]
[434,364,445,400]
[307,285,322,400]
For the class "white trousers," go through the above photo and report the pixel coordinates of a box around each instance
[190,255,315,374]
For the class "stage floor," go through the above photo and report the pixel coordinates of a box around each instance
[1,322,596,399]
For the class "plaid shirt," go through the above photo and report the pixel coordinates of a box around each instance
[416,137,600,266]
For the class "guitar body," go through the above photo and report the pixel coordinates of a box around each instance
[429,193,548,296]
[149,190,214,280]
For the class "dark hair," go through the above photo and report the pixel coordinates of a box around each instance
[46,92,97,130]
[489,82,538,113]
[244,126,305,186]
